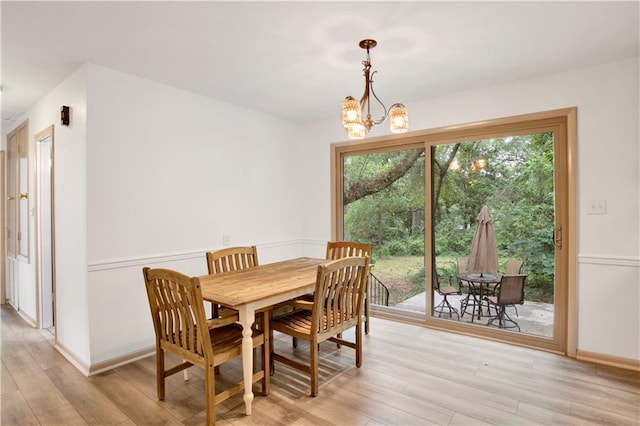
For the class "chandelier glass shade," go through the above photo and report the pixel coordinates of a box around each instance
[341,39,409,139]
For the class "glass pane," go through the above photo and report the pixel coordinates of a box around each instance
[431,134,555,337]
[342,148,426,312]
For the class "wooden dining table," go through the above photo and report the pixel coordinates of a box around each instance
[198,256,328,415]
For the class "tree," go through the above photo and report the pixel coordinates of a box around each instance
[344,149,424,205]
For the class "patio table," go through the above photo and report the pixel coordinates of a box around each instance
[458,273,500,321]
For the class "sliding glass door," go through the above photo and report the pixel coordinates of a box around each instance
[332,109,573,355]
[340,147,426,313]
[431,133,556,338]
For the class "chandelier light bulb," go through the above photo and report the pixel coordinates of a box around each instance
[348,122,366,139]
[341,96,362,128]
[389,103,409,134]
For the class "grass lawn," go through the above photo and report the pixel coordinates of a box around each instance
[371,256,425,305]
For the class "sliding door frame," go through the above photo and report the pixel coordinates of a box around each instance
[331,107,577,357]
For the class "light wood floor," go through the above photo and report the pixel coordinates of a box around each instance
[2,304,639,425]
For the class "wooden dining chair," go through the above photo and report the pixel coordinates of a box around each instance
[290,240,372,349]
[205,246,259,319]
[142,267,269,425]
[270,256,370,396]
[326,241,373,334]
[483,274,527,331]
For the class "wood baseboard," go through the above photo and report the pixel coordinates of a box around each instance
[577,349,640,372]
[16,308,37,328]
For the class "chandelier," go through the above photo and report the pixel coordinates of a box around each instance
[341,39,409,139]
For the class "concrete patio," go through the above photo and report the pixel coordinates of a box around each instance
[395,292,554,337]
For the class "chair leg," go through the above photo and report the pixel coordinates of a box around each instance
[204,364,216,426]
[269,328,275,375]
[210,301,219,319]
[156,347,165,400]
[261,313,270,395]
[364,294,370,335]
[310,340,319,397]
[292,337,298,348]
[486,305,520,331]
[183,362,190,380]
[434,295,459,320]
[355,322,362,368]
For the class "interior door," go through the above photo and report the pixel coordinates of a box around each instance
[5,120,28,308]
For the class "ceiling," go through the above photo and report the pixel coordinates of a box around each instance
[2,1,638,124]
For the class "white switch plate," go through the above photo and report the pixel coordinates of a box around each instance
[222,234,230,246]
[587,199,607,215]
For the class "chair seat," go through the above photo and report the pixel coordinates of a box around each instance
[210,323,264,360]
[272,310,358,340]
[439,285,460,295]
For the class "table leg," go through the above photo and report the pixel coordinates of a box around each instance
[477,284,483,320]
[239,307,255,415]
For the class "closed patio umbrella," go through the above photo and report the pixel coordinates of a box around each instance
[467,205,499,276]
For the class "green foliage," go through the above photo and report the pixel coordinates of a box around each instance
[344,149,425,255]
[343,133,557,303]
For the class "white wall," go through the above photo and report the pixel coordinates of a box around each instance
[84,65,306,365]
[299,57,640,362]
[2,65,92,368]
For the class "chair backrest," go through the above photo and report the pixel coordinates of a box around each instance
[457,257,470,275]
[504,259,524,275]
[142,267,212,362]
[432,268,448,292]
[497,274,526,305]
[326,241,372,260]
[312,256,370,335]
[206,246,258,274]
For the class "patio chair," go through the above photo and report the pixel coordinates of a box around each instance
[483,274,527,331]
[485,258,525,316]
[433,268,461,320]
[504,258,524,275]
[270,256,369,396]
[142,267,269,425]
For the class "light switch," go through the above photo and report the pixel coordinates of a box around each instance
[587,199,607,215]
[222,234,230,246]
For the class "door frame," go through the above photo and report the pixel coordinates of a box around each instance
[35,125,56,331]
[331,107,577,357]
[0,151,5,304]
